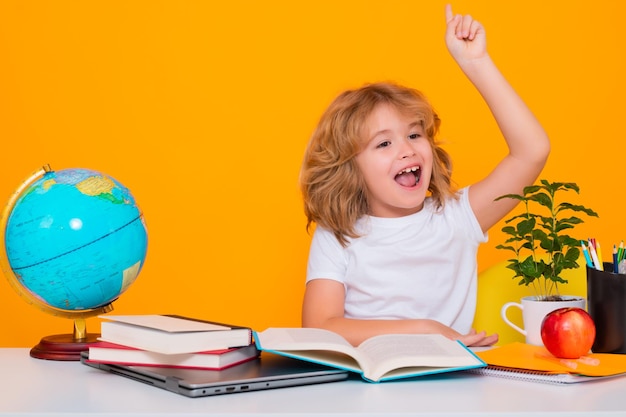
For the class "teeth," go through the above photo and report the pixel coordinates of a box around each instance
[397,167,420,175]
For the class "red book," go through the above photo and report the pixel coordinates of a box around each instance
[87,342,259,370]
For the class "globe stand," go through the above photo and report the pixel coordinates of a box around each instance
[30,334,100,361]
[30,317,104,361]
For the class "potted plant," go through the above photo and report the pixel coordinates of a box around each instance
[495,179,599,301]
[495,180,599,345]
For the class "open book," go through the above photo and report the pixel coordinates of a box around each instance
[254,327,485,383]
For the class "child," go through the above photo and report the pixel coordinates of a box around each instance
[299,5,550,347]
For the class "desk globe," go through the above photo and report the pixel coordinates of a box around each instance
[0,165,148,360]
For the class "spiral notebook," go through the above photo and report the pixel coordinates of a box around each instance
[467,343,626,385]
[467,365,625,385]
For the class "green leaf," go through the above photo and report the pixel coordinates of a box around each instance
[523,185,542,195]
[495,194,525,202]
[556,216,584,226]
[516,218,536,235]
[559,203,599,217]
[561,236,580,248]
[554,223,575,233]
[519,256,543,279]
[560,182,580,193]
[495,244,517,253]
[528,192,552,210]
[564,247,581,263]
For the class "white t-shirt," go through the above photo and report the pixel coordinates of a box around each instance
[306,187,487,333]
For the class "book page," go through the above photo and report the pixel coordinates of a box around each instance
[357,334,481,381]
[256,328,367,368]
[275,350,364,374]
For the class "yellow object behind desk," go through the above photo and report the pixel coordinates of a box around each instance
[473,261,588,345]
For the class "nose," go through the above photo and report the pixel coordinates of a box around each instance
[400,139,415,159]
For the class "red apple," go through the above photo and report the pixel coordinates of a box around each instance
[540,307,596,359]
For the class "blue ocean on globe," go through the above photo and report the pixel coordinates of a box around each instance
[4,168,148,311]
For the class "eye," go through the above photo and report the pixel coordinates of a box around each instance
[408,133,421,140]
[376,140,391,149]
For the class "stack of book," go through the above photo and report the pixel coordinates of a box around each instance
[87,314,258,370]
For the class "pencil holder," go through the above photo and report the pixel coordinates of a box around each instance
[586,263,626,354]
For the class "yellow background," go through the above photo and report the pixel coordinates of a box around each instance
[0,1,622,347]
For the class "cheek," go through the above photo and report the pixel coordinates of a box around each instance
[355,160,387,195]
[353,157,373,187]
[419,144,436,169]
[356,153,382,175]
[418,140,434,156]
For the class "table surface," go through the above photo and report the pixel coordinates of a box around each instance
[3,347,626,416]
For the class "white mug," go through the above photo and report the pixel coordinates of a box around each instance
[500,296,586,346]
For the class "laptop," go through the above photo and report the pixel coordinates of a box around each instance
[80,350,349,398]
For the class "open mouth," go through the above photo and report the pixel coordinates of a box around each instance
[394,166,421,187]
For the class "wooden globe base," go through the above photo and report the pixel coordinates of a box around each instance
[30,333,100,361]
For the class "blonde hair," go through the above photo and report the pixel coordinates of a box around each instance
[300,82,456,246]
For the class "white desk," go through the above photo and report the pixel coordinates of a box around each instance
[3,347,626,416]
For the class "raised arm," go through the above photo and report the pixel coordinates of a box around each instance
[444,4,550,233]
